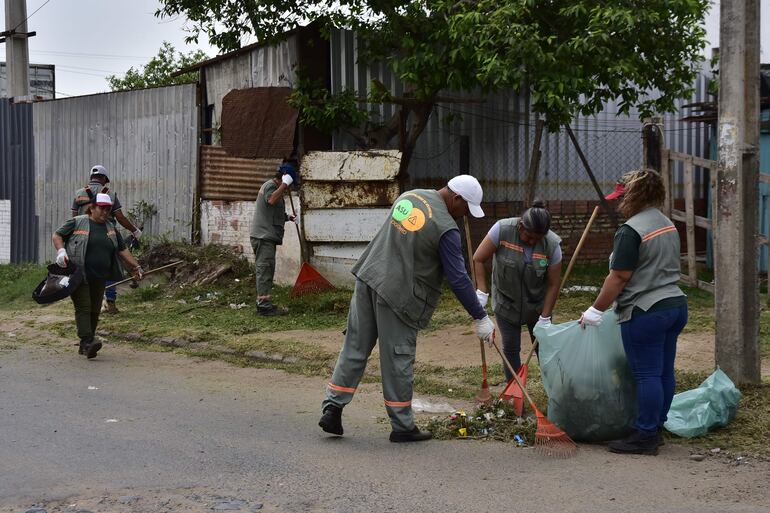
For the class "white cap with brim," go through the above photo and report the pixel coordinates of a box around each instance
[94,193,113,206]
[90,164,110,183]
[447,175,484,218]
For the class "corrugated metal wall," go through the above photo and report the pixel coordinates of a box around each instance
[0,99,37,263]
[329,29,711,202]
[200,145,279,201]
[33,84,199,263]
[205,36,299,129]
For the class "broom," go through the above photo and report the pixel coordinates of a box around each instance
[501,204,601,416]
[288,190,334,297]
[490,331,577,458]
[463,216,492,405]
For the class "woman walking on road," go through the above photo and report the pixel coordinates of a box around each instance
[580,169,688,455]
[52,193,144,359]
[472,200,563,380]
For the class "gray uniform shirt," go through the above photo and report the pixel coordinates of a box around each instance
[250,179,286,244]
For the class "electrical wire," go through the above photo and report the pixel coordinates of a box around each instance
[11,0,53,32]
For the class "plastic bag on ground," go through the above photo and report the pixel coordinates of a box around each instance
[534,311,636,442]
[663,368,741,438]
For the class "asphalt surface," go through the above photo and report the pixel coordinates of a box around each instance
[1,339,769,513]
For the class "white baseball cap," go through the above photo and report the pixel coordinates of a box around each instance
[94,193,113,206]
[90,164,110,182]
[447,175,484,218]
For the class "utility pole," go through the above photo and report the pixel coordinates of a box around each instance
[714,0,761,384]
[2,0,34,99]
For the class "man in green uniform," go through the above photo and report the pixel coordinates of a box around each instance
[250,163,298,316]
[319,175,496,442]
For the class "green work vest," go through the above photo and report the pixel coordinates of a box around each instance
[64,215,123,282]
[73,185,117,217]
[492,218,561,326]
[250,179,286,244]
[615,208,685,322]
[352,189,459,329]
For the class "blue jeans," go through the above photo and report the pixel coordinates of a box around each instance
[620,305,688,437]
[104,281,117,302]
[496,316,535,381]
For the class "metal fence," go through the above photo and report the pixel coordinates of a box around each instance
[329,28,712,204]
[33,84,199,263]
[0,99,37,263]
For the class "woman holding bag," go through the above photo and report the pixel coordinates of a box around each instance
[472,200,563,381]
[580,168,688,455]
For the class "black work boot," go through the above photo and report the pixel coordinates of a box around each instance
[389,426,433,443]
[258,305,289,317]
[78,337,92,355]
[85,338,103,359]
[318,405,344,436]
[657,427,666,447]
[608,430,659,455]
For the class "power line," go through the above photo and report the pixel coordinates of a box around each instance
[12,0,53,31]
[29,50,151,60]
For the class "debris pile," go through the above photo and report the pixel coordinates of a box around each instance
[139,242,252,286]
[426,399,537,444]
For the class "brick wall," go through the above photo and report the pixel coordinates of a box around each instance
[0,200,10,264]
[467,200,620,264]
[200,198,301,286]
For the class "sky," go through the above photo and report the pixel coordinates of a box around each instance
[1,0,769,99]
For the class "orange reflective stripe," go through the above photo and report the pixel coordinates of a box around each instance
[532,253,548,260]
[642,225,677,242]
[327,383,356,394]
[384,399,412,408]
[75,196,91,202]
[500,241,523,252]
[72,230,89,235]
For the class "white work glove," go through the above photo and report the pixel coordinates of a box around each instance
[535,315,551,328]
[132,228,142,239]
[474,315,495,346]
[133,266,144,281]
[475,289,489,309]
[55,248,69,267]
[580,306,604,327]
[281,173,294,186]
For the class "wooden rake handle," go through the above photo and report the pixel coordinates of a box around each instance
[560,204,600,291]
[104,260,184,289]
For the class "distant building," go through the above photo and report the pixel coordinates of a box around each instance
[0,63,55,99]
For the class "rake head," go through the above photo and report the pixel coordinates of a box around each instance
[291,262,335,297]
[532,408,577,458]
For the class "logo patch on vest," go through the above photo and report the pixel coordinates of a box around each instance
[392,198,427,232]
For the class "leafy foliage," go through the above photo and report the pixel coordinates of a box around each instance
[157,1,710,135]
[107,41,208,91]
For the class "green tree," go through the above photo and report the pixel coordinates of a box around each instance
[157,1,709,173]
[107,41,208,91]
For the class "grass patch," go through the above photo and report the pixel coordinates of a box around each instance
[665,370,770,457]
[0,264,47,310]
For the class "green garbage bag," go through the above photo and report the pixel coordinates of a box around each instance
[663,368,741,438]
[534,310,636,442]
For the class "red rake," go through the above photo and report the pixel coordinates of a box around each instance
[500,339,538,416]
[490,335,577,458]
[288,191,335,297]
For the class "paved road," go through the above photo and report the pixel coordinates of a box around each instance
[1,340,769,513]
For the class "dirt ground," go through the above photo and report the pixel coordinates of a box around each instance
[266,325,770,377]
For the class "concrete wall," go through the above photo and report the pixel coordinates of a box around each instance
[200,195,302,286]
[0,200,10,264]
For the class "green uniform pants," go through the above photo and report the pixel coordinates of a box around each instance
[251,238,277,308]
[70,279,106,339]
[323,279,418,432]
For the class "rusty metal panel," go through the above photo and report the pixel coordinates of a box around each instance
[205,35,299,130]
[301,181,399,209]
[200,145,280,201]
[300,150,401,181]
[304,208,388,242]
